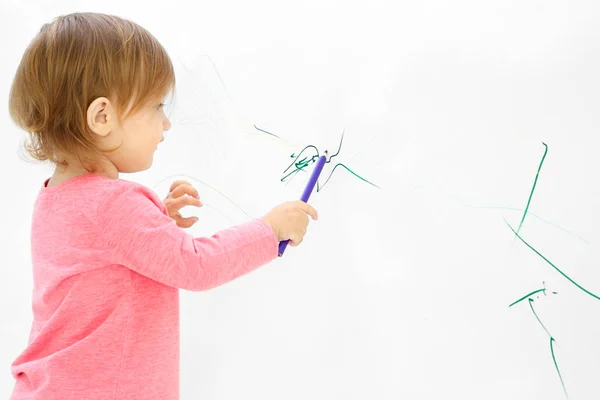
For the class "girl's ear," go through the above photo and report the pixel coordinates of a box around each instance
[87,97,116,137]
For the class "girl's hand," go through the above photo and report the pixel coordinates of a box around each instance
[262,200,318,246]
[163,180,203,228]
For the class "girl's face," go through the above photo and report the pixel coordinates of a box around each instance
[106,98,172,173]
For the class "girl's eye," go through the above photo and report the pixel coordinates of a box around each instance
[157,103,165,110]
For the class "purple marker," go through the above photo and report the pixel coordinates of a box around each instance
[278,150,329,257]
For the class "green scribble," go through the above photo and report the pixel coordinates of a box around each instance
[550,337,568,399]
[512,293,568,398]
[530,299,569,398]
[514,142,548,241]
[325,128,345,162]
[507,142,572,399]
[253,125,379,191]
[509,281,557,308]
[528,298,552,338]
[317,162,380,191]
[205,55,231,100]
[280,145,320,185]
[284,145,319,174]
[407,183,588,244]
[316,129,380,191]
[505,218,600,301]
[509,288,546,308]
[253,124,284,140]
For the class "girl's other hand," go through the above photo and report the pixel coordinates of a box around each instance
[163,180,203,228]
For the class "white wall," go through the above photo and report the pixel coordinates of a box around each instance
[2,0,600,399]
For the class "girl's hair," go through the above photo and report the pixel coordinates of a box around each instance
[8,12,176,166]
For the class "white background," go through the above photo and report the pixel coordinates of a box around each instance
[1,0,600,399]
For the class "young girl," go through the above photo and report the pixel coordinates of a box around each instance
[8,12,317,399]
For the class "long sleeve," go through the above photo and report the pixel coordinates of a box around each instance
[96,182,279,291]
[11,174,277,399]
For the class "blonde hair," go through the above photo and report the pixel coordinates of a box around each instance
[8,12,176,166]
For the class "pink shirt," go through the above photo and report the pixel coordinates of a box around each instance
[10,174,278,399]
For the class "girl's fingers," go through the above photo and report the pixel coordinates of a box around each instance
[169,211,199,228]
[175,216,199,229]
[169,182,199,199]
[165,195,202,211]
